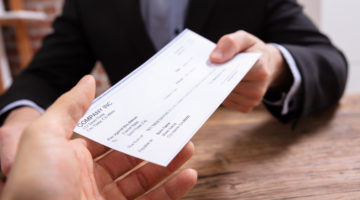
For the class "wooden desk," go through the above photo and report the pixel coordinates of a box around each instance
[183,94,360,200]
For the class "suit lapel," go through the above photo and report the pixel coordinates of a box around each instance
[124,0,156,60]
[185,0,217,34]
[114,0,217,60]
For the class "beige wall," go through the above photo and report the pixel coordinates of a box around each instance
[297,0,321,26]
[297,0,360,94]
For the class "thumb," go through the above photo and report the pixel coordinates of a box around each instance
[210,30,258,64]
[35,75,96,139]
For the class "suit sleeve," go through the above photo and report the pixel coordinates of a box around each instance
[263,0,348,121]
[0,0,96,112]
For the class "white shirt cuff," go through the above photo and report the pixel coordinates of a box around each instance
[264,44,302,115]
[0,100,45,116]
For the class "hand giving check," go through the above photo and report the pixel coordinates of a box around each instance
[74,29,261,166]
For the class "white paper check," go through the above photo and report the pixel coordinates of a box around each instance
[74,29,261,166]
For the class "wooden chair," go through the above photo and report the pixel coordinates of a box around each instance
[0,32,10,94]
[0,69,3,94]
[0,0,47,94]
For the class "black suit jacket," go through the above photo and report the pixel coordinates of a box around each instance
[0,0,348,122]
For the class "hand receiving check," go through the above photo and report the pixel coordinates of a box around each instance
[1,75,197,200]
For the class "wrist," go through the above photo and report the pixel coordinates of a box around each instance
[267,44,293,93]
[1,107,41,133]
[4,107,41,126]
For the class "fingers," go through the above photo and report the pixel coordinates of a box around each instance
[139,168,197,200]
[242,57,272,86]
[232,81,266,100]
[210,30,260,63]
[34,75,96,139]
[217,44,270,113]
[223,99,254,113]
[222,81,265,113]
[224,93,259,112]
[0,107,42,175]
[95,150,143,179]
[0,127,18,175]
[74,137,110,159]
[115,142,195,199]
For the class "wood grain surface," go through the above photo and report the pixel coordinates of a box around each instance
[182,94,360,200]
[0,95,359,199]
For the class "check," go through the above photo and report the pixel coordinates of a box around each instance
[74,29,260,166]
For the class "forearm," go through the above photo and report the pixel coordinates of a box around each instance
[263,0,348,119]
[283,44,347,117]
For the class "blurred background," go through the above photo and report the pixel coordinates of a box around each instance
[0,0,359,95]
[298,0,360,94]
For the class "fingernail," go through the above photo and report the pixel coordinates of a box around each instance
[211,49,223,60]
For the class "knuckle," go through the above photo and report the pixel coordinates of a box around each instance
[235,30,248,37]
[255,88,267,99]
[1,163,10,175]
[221,34,237,46]
[255,92,265,100]
[241,107,252,113]
[236,30,260,44]
[248,90,264,100]
[261,87,268,96]
[249,101,259,108]
[135,170,150,191]
[254,99,263,107]
[222,101,236,110]
[0,126,8,136]
[222,102,232,110]
[247,100,259,109]
[0,126,12,139]
[257,65,271,81]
